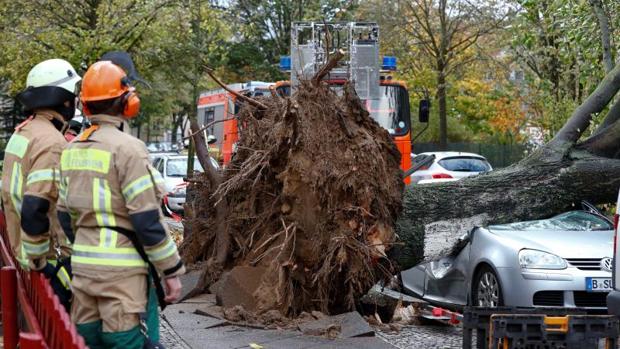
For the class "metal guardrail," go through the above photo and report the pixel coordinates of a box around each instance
[0,210,86,349]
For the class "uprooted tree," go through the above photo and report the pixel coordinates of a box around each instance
[396,63,620,269]
[180,59,404,316]
[180,56,620,316]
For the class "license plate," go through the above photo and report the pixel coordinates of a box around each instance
[586,277,612,292]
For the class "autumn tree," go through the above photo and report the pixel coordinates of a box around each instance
[0,0,191,139]
[510,0,620,138]
[395,0,511,149]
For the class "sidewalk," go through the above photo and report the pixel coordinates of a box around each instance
[161,301,396,349]
[158,272,396,349]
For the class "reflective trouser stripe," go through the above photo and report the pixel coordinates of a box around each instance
[22,239,50,257]
[5,134,29,158]
[59,176,69,203]
[10,163,23,217]
[72,245,147,267]
[26,168,60,186]
[93,178,117,248]
[146,238,177,262]
[122,174,154,203]
[57,266,72,291]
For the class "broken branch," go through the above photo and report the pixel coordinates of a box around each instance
[204,67,268,110]
[550,62,620,145]
[183,117,237,140]
[313,49,345,85]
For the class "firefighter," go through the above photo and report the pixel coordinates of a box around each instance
[1,59,79,276]
[58,60,184,348]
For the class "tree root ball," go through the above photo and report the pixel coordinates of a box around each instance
[180,81,404,315]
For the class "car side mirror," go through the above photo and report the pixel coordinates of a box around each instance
[419,99,430,123]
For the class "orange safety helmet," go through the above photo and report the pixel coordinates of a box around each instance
[80,61,140,118]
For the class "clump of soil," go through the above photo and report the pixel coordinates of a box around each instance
[181,80,404,316]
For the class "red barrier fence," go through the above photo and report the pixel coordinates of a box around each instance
[0,211,86,349]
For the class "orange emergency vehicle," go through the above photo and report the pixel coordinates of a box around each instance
[196,81,272,164]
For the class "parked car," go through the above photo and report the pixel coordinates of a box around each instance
[409,152,492,184]
[402,208,614,312]
[606,190,620,314]
[147,142,178,153]
[152,154,220,214]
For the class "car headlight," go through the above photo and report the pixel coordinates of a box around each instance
[518,249,567,270]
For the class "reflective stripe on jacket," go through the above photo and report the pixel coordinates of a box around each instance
[0,110,71,269]
[58,114,184,280]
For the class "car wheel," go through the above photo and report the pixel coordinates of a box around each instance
[473,265,503,307]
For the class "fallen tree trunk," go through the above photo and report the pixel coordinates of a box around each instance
[396,63,620,269]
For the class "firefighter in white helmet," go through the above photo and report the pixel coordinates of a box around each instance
[1,59,79,302]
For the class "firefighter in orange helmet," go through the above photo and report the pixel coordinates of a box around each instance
[57,60,184,348]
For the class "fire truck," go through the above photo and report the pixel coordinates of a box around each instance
[196,81,273,164]
[198,22,428,183]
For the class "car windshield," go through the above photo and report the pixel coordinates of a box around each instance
[490,211,613,231]
[166,158,203,177]
[438,157,491,172]
[364,85,411,137]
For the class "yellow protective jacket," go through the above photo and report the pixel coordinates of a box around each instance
[57,114,184,281]
[0,110,70,269]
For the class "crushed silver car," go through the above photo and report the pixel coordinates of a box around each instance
[401,210,614,311]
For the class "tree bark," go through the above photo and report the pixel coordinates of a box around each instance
[593,97,620,136]
[189,118,215,178]
[189,118,231,264]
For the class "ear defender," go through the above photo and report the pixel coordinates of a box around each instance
[80,95,91,116]
[122,89,140,119]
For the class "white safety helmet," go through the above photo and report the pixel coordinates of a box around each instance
[17,59,82,120]
[25,58,81,92]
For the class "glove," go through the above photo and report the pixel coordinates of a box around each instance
[50,259,73,312]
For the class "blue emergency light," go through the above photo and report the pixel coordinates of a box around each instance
[280,56,291,71]
[382,56,397,71]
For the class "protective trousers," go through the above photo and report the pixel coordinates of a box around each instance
[73,273,159,349]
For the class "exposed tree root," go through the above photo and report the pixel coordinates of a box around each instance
[181,81,403,315]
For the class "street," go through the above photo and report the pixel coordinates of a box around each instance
[378,325,463,349]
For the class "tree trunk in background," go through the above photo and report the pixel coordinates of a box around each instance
[589,0,614,73]
[437,71,448,150]
[171,113,179,144]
